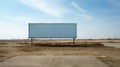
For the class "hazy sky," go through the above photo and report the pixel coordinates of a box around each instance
[0,0,120,39]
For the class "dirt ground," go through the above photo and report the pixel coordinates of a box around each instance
[0,56,109,67]
[0,40,120,67]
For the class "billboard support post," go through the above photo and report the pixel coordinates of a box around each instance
[31,38,33,46]
[73,38,76,45]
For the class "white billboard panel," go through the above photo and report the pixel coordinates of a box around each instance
[29,23,77,38]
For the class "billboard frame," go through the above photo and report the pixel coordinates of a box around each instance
[28,23,77,46]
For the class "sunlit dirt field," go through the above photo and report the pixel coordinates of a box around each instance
[0,40,120,67]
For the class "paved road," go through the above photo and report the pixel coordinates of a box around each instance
[102,43,120,48]
[0,56,109,67]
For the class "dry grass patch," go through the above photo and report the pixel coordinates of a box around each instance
[33,42,104,47]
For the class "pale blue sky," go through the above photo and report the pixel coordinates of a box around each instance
[0,0,120,39]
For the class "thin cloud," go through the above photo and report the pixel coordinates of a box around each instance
[71,2,87,13]
[18,0,67,17]
[71,2,94,20]
[80,14,94,20]
[18,0,94,20]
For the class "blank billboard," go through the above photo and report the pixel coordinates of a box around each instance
[29,23,77,38]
